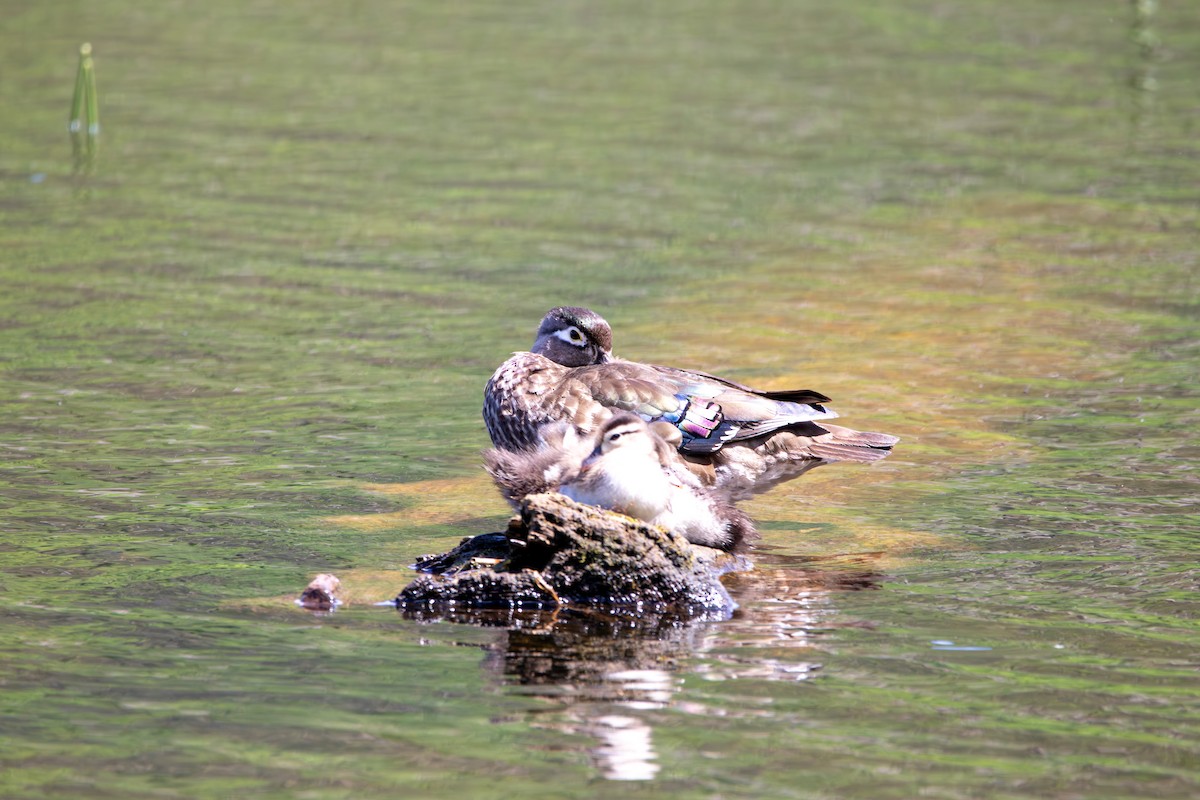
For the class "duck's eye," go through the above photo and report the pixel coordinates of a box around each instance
[554,327,588,347]
[608,432,622,442]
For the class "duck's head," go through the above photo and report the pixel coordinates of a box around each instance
[532,306,613,367]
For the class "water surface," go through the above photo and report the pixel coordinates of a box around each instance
[1,2,1198,798]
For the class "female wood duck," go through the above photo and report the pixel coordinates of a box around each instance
[485,412,757,552]
[484,306,899,498]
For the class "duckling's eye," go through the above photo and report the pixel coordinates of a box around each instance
[608,431,622,442]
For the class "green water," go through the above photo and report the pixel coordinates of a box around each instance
[2,1,1198,797]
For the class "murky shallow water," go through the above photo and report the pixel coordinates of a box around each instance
[2,2,1198,798]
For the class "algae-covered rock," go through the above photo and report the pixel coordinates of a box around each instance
[396,493,748,616]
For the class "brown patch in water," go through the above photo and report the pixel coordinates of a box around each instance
[326,472,503,530]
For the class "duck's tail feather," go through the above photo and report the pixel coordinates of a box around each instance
[803,423,899,463]
[758,388,832,405]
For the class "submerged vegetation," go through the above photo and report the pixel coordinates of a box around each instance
[67,42,99,172]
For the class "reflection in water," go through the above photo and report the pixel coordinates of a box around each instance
[709,551,882,682]
[399,558,882,781]
[590,714,659,781]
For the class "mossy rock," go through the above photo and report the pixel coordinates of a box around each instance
[397,493,748,616]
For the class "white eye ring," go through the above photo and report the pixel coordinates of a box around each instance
[554,327,587,346]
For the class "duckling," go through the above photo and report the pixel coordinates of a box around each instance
[482,421,586,509]
[485,412,757,552]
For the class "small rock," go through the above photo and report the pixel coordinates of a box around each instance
[298,573,342,610]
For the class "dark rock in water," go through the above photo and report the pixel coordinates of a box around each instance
[396,493,749,617]
[412,532,514,574]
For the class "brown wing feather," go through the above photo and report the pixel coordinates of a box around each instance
[570,360,802,423]
[570,361,684,418]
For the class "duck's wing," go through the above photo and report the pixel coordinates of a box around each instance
[564,361,732,452]
[648,365,837,426]
[571,360,838,454]
[661,365,833,407]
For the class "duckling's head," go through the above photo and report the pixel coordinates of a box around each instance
[588,412,659,463]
